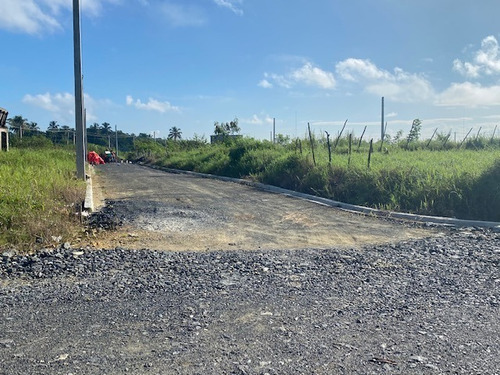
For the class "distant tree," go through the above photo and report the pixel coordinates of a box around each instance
[7,115,27,135]
[213,117,240,135]
[228,118,240,135]
[275,133,291,145]
[408,119,422,142]
[214,122,226,135]
[28,122,39,131]
[47,121,61,143]
[392,129,404,143]
[48,121,59,131]
[192,133,207,144]
[101,122,112,134]
[168,126,182,141]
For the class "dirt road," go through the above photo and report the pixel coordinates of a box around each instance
[89,163,430,251]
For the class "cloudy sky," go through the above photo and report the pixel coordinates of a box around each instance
[2,0,500,140]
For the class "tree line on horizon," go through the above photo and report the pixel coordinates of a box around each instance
[4,114,499,153]
[4,115,191,152]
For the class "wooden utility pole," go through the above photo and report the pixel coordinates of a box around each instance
[73,0,85,180]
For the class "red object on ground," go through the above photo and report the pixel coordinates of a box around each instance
[88,151,105,165]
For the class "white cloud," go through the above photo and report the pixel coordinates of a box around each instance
[160,2,206,27]
[23,92,73,112]
[243,114,273,125]
[258,79,273,89]
[213,0,243,15]
[291,63,336,89]
[435,82,500,107]
[0,0,119,34]
[126,95,180,113]
[22,91,102,122]
[0,0,61,34]
[336,58,390,81]
[260,62,336,90]
[453,35,500,78]
[335,58,434,102]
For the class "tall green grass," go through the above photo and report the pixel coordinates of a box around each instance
[0,148,85,250]
[144,138,499,222]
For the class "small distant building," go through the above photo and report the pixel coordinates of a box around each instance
[0,107,8,152]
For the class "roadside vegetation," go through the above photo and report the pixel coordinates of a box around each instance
[131,130,500,222]
[2,114,499,252]
[0,145,85,250]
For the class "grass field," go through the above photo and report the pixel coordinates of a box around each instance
[0,148,85,250]
[142,138,500,222]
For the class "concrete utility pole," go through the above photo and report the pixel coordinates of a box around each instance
[273,118,276,144]
[115,125,119,158]
[73,0,85,180]
[381,97,385,141]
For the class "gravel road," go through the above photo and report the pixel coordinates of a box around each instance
[1,229,499,374]
[0,164,499,374]
[86,164,430,251]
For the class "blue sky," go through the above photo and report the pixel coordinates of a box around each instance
[2,0,500,141]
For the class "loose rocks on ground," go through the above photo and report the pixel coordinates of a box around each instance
[0,228,499,375]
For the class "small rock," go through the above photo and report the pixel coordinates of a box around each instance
[56,353,69,361]
[1,250,16,259]
[410,355,427,363]
[0,339,14,348]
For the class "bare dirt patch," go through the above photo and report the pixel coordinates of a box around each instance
[86,164,433,251]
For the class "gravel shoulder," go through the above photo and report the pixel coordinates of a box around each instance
[0,164,498,374]
[1,229,499,374]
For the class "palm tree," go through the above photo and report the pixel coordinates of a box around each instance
[6,115,27,135]
[101,122,112,134]
[48,121,59,131]
[168,126,182,141]
[47,121,60,143]
[27,122,39,131]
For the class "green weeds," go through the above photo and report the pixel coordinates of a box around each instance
[144,137,499,222]
[0,148,85,250]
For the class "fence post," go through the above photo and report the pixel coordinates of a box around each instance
[357,125,367,151]
[367,139,373,169]
[348,133,352,166]
[426,128,438,148]
[459,128,473,148]
[475,127,482,140]
[308,123,316,166]
[333,119,348,150]
[325,131,332,164]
